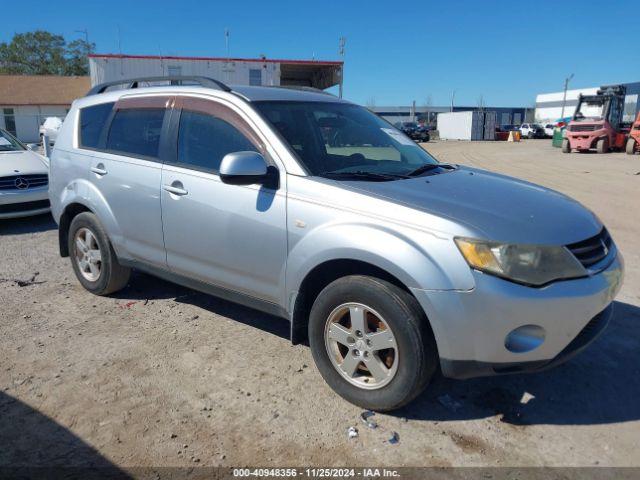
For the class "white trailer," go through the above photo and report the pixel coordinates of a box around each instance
[437,111,495,140]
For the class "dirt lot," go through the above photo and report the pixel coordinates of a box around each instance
[1,140,639,470]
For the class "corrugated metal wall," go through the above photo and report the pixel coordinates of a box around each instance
[89,57,281,87]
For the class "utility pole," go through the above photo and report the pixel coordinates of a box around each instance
[450,90,456,112]
[560,73,574,120]
[225,28,230,59]
[338,36,346,99]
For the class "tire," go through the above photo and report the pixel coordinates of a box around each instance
[308,275,438,411]
[68,212,131,295]
[528,132,534,139]
[562,138,571,153]
[627,137,637,155]
[596,137,609,154]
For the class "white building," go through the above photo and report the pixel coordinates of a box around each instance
[88,53,343,90]
[0,75,90,142]
[535,81,640,123]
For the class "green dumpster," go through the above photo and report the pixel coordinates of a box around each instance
[552,128,564,148]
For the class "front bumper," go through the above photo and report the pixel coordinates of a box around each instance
[566,132,605,150]
[411,252,624,379]
[0,187,50,219]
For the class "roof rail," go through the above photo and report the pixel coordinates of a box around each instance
[86,76,232,96]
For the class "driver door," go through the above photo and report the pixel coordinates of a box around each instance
[160,96,287,304]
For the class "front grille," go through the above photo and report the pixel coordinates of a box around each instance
[570,124,597,132]
[0,199,50,214]
[566,228,613,268]
[0,174,48,191]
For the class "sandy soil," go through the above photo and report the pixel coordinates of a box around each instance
[1,140,639,470]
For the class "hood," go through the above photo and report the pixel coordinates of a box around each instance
[0,150,49,177]
[341,166,601,245]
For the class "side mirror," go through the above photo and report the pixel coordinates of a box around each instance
[219,151,275,187]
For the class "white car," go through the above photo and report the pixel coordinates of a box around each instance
[544,124,555,138]
[39,116,63,144]
[0,128,50,219]
[519,123,545,139]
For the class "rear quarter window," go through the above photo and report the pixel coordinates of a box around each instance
[79,102,114,149]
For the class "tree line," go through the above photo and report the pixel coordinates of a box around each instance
[0,30,95,76]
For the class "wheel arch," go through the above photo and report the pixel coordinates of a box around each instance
[290,258,418,345]
[55,179,124,258]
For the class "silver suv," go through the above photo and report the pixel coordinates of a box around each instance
[49,77,624,411]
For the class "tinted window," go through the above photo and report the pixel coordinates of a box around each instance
[79,102,114,149]
[177,110,257,173]
[106,108,165,158]
[255,101,438,176]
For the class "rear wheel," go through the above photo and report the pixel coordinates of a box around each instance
[596,137,609,154]
[562,138,571,153]
[627,137,637,155]
[68,212,130,295]
[308,275,438,411]
[528,132,534,139]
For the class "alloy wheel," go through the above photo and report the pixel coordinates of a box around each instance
[74,227,103,282]
[324,303,398,390]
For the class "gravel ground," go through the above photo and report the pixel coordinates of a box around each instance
[1,140,639,469]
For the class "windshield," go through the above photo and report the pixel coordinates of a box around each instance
[575,99,605,121]
[0,129,26,152]
[255,101,439,177]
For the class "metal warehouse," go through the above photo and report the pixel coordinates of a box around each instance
[88,53,344,91]
[371,105,528,127]
[535,81,640,123]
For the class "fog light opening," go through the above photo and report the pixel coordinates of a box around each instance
[505,325,546,353]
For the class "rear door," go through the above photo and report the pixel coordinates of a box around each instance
[85,95,173,267]
[160,96,287,304]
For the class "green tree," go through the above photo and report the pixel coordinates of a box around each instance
[0,30,94,76]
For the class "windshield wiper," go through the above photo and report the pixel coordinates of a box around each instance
[407,163,454,177]
[319,170,409,181]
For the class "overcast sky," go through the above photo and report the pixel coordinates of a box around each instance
[3,0,639,107]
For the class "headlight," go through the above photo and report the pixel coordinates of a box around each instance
[454,237,586,286]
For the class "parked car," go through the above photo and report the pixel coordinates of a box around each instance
[50,78,624,411]
[0,128,50,219]
[519,123,546,139]
[544,124,555,138]
[39,116,63,144]
[394,121,430,142]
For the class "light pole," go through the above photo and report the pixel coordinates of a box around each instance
[338,36,346,99]
[560,73,574,120]
[450,90,456,112]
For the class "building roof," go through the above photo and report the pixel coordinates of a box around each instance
[89,53,343,66]
[0,75,91,106]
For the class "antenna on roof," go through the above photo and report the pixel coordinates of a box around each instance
[338,36,346,99]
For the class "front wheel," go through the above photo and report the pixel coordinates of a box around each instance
[68,212,131,295]
[562,138,571,153]
[308,275,438,411]
[627,137,637,155]
[596,137,609,154]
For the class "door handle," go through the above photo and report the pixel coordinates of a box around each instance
[163,181,188,196]
[91,164,107,176]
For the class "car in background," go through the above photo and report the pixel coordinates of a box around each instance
[0,128,50,219]
[519,123,545,139]
[544,124,555,138]
[394,122,430,142]
[39,116,64,144]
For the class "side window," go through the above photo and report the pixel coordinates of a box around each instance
[177,110,258,173]
[79,102,114,149]
[106,108,165,159]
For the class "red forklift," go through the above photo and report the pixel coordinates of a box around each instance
[563,84,631,153]
[626,111,640,155]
